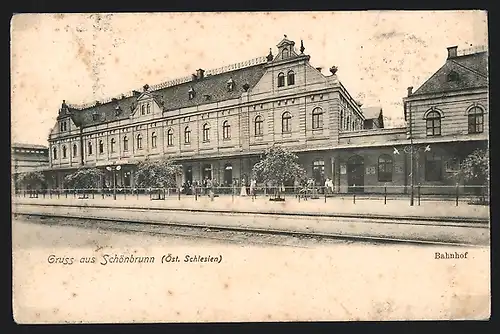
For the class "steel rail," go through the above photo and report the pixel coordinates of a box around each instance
[13,212,488,248]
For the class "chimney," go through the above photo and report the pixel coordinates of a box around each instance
[407,86,413,97]
[196,68,205,79]
[316,67,322,73]
[132,90,141,96]
[447,46,458,59]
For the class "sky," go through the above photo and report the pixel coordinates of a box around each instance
[11,11,488,146]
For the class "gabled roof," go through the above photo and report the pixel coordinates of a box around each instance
[68,64,266,128]
[361,107,382,120]
[412,51,488,96]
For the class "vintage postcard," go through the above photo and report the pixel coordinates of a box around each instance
[11,11,490,323]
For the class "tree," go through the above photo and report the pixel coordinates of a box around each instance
[64,168,103,190]
[451,148,489,203]
[135,158,182,197]
[252,144,306,200]
[16,171,46,191]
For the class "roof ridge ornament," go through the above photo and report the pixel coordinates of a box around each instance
[267,48,273,62]
[300,40,305,54]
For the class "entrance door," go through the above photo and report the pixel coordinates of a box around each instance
[202,164,212,180]
[312,159,325,186]
[185,166,193,184]
[124,171,131,187]
[347,155,364,193]
[223,164,233,186]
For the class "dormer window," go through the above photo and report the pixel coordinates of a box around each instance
[227,78,234,92]
[188,87,195,100]
[282,48,289,59]
[115,105,121,116]
[447,71,459,82]
[92,112,99,121]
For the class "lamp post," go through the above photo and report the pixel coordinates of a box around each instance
[106,165,122,200]
[393,144,431,206]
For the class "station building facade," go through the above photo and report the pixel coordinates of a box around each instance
[44,37,488,194]
[11,143,50,192]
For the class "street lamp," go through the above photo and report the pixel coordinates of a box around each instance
[393,144,431,206]
[106,165,122,200]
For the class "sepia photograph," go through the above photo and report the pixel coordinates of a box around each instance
[11,11,490,323]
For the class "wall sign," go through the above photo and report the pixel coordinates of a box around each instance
[366,166,376,175]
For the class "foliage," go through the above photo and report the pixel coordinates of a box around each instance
[64,168,103,189]
[16,171,46,189]
[135,158,182,189]
[252,144,306,197]
[451,149,489,185]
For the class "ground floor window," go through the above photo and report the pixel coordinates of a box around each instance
[425,153,442,181]
[378,154,393,182]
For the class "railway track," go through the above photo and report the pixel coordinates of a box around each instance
[13,212,488,247]
[12,201,490,226]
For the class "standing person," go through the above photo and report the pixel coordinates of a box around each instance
[240,178,247,196]
[250,178,256,197]
[206,178,213,200]
[324,178,330,195]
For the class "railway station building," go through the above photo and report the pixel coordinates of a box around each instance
[44,37,488,194]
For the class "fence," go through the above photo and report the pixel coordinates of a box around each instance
[15,184,490,206]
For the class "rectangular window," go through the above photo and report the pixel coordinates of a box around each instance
[468,115,484,134]
[425,154,442,181]
[426,119,441,136]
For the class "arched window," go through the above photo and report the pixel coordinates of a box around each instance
[254,115,263,136]
[136,134,143,149]
[425,110,441,136]
[167,129,173,146]
[312,107,323,129]
[98,140,104,154]
[53,147,57,160]
[87,142,93,155]
[468,106,484,134]
[202,123,210,142]
[141,104,146,115]
[378,154,393,182]
[282,48,289,59]
[425,153,442,181]
[73,144,78,157]
[340,109,344,131]
[184,126,191,144]
[110,138,116,153]
[62,145,67,159]
[123,136,129,151]
[287,70,295,86]
[346,115,351,131]
[146,103,151,114]
[277,73,285,87]
[151,132,157,148]
[222,121,231,139]
[282,112,292,133]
